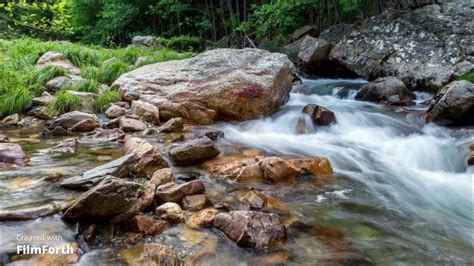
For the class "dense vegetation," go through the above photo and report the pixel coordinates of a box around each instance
[0,38,189,117]
[1,0,434,50]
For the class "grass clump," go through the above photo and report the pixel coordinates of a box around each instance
[64,79,99,93]
[0,87,32,117]
[97,60,130,85]
[96,90,122,112]
[34,65,68,86]
[457,71,474,83]
[49,91,82,114]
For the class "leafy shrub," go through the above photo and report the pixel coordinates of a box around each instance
[159,35,204,52]
[49,91,82,114]
[96,90,122,111]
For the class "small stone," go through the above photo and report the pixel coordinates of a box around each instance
[125,214,168,235]
[159,117,183,133]
[260,157,299,182]
[302,104,336,126]
[105,104,126,118]
[182,194,207,211]
[204,130,224,140]
[0,134,10,143]
[2,113,20,125]
[120,117,147,132]
[44,172,66,183]
[155,202,183,223]
[150,168,173,187]
[186,208,219,229]
[70,119,100,132]
[168,138,220,166]
[161,133,184,143]
[131,100,160,125]
[27,106,55,120]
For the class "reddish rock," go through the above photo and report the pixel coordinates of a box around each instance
[260,157,300,182]
[186,208,219,229]
[155,180,205,203]
[181,194,207,211]
[125,214,168,235]
[123,136,169,176]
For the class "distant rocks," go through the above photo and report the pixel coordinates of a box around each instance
[112,48,294,124]
[131,36,162,48]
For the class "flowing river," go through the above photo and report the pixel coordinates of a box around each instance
[1,78,473,265]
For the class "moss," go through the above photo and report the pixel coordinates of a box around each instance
[49,91,83,114]
[457,71,474,83]
[96,90,122,112]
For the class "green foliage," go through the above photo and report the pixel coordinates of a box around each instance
[159,36,204,52]
[457,71,474,82]
[49,90,82,113]
[0,0,72,38]
[34,65,68,86]
[97,60,130,85]
[0,86,32,117]
[64,79,99,93]
[96,90,122,111]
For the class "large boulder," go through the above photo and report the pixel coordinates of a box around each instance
[36,51,81,75]
[426,80,474,126]
[0,143,28,164]
[355,76,415,102]
[112,48,294,124]
[168,137,220,166]
[328,2,474,91]
[62,176,142,223]
[297,36,333,69]
[213,211,286,251]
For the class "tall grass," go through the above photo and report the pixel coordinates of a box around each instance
[0,37,190,118]
[49,91,83,114]
[96,90,122,112]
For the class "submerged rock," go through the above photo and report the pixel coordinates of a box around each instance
[120,243,183,266]
[62,176,142,222]
[302,104,336,125]
[112,48,294,124]
[186,208,219,229]
[182,194,207,211]
[0,203,59,221]
[213,211,286,251]
[0,142,28,164]
[155,202,183,223]
[168,137,220,166]
[426,80,474,126]
[355,76,415,103]
[49,138,79,153]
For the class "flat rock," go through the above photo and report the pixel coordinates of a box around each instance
[159,117,183,133]
[112,48,294,124]
[120,117,147,132]
[49,138,79,153]
[168,137,220,166]
[155,180,205,203]
[0,203,59,221]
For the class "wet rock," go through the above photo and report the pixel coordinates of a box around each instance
[131,100,160,125]
[186,208,219,229]
[302,104,336,126]
[62,176,142,222]
[103,117,120,129]
[36,51,81,75]
[125,214,168,235]
[49,138,79,153]
[150,168,173,187]
[213,211,286,251]
[204,130,224,140]
[112,48,294,124]
[105,104,126,118]
[131,35,161,48]
[161,133,184,143]
[45,111,99,135]
[49,126,72,136]
[32,92,53,106]
[120,243,183,266]
[27,106,55,120]
[123,136,169,176]
[355,77,415,103]
[240,191,290,214]
[159,117,183,133]
[86,128,125,142]
[291,25,318,41]
[168,137,220,166]
[298,36,332,69]
[83,224,96,242]
[120,117,147,132]
[27,242,80,265]
[0,142,28,164]
[155,180,205,203]
[2,113,20,125]
[156,202,183,223]
[182,194,207,211]
[290,157,334,176]
[0,203,59,221]
[328,3,473,91]
[426,80,474,126]
[60,154,137,190]
[44,172,66,183]
[251,251,289,265]
[260,157,299,183]
[18,116,43,128]
[0,134,9,143]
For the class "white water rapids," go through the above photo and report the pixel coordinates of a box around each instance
[220,78,473,253]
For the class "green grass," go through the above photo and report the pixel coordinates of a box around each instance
[457,71,474,83]
[49,91,83,114]
[96,90,122,112]
[0,37,190,118]
[63,79,99,93]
